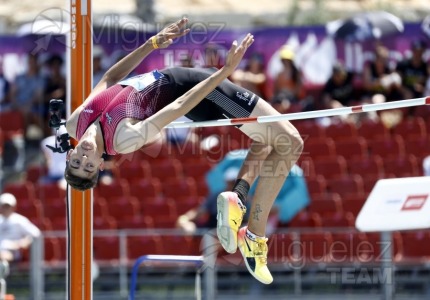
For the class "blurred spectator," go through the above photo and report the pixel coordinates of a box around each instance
[270,90,293,113]
[396,40,429,99]
[231,53,267,98]
[179,54,194,68]
[322,62,356,109]
[0,193,41,263]
[44,54,66,135]
[176,166,242,233]
[396,39,430,116]
[40,125,67,189]
[203,43,224,69]
[362,45,402,104]
[0,56,10,111]
[273,46,305,106]
[178,150,310,234]
[44,54,66,108]
[93,46,106,87]
[9,53,45,139]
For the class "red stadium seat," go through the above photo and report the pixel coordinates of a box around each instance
[116,148,149,165]
[93,236,119,261]
[330,232,369,263]
[349,156,385,178]
[32,217,52,231]
[342,197,366,217]
[0,110,25,141]
[302,138,336,161]
[335,137,369,160]
[56,237,67,261]
[117,215,154,229]
[286,211,322,228]
[365,232,403,262]
[404,136,430,161]
[383,155,420,177]
[306,175,328,195]
[313,156,348,179]
[309,193,343,215]
[93,198,109,219]
[93,215,117,230]
[51,217,67,231]
[129,178,162,199]
[205,140,241,163]
[326,122,358,140]
[182,159,212,179]
[327,175,365,198]
[392,117,427,139]
[268,233,295,263]
[150,158,184,180]
[161,236,202,256]
[127,236,163,259]
[357,120,390,141]
[400,231,430,262]
[195,177,209,197]
[107,197,141,219]
[362,175,385,194]
[44,237,61,262]
[116,161,151,183]
[294,121,326,139]
[142,198,177,219]
[16,201,42,221]
[26,165,48,182]
[370,136,405,158]
[162,177,198,198]
[321,212,355,228]
[298,231,333,265]
[42,201,66,219]
[297,158,316,179]
[227,127,252,148]
[35,182,66,203]
[3,181,36,201]
[150,215,177,228]
[171,142,208,162]
[94,179,130,199]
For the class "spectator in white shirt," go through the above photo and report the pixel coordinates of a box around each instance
[0,193,41,262]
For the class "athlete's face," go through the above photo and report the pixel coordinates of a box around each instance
[66,140,104,179]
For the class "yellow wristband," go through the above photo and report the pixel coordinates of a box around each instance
[151,36,159,49]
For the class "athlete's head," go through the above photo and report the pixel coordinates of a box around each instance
[65,138,104,191]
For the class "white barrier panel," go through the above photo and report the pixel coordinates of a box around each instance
[356,177,430,232]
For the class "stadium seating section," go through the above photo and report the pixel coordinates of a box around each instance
[2,112,430,267]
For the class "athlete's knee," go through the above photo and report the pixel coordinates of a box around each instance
[272,128,303,158]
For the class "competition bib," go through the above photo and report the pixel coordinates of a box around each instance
[118,70,164,91]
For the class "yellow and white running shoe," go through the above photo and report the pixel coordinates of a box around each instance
[238,226,273,284]
[216,191,246,253]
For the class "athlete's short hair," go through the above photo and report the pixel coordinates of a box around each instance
[64,162,99,191]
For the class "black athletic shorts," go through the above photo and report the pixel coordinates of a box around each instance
[160,67,259,126]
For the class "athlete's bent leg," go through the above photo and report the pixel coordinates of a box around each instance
[237,100,303,284]
[240,100,303,236]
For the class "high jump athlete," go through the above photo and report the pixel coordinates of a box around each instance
[65,18,303,284]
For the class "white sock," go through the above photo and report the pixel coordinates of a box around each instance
[246,229,265,242]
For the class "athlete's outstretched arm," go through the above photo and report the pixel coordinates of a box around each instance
[66,18,190,137]
[120,34,255,152]
[98,18,190,90]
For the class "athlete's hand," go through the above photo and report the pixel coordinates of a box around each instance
[224,33,254,72]
[151,17,190,49]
